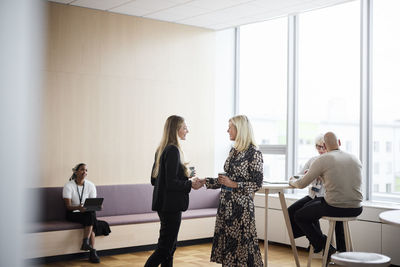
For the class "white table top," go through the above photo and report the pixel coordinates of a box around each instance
[262,183,294,190]
[379,209,400,226]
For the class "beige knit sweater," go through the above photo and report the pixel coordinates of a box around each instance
[290,150,363,208]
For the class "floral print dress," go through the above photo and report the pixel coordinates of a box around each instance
[206,145,264,267]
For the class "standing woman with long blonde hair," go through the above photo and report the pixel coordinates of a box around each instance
[145,115,202,267]
[200,115,264,267]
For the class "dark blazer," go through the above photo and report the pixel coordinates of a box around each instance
[151,145,192,212]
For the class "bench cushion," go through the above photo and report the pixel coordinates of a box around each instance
[29,184,220,233]
[96,184,153,217]
[99,208,218,227]
[28,221,82,233]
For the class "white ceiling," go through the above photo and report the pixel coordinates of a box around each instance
[49,0,353,30]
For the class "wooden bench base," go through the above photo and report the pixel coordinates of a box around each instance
[25,216,216,258]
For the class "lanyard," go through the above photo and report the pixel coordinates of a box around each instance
[76,181,85,205]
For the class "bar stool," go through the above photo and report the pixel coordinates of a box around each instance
[331,252,391,267]
[307,216,358,267]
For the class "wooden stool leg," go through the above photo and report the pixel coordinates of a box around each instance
[343,222,353,251]
[322,220,335,267]
[307,245,313,267]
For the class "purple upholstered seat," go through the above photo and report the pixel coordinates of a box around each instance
[96,184,154,217]
[29,183,220,233]
[188,186,220,210]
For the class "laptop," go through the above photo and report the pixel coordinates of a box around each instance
[83,198,104,211]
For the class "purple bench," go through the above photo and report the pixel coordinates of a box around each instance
[29,184,220,233]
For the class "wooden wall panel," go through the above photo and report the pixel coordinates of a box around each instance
[42,3,216,186]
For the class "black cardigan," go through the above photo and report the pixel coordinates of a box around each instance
[151,145,192,212]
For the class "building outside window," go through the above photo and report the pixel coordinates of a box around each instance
[386,141,392,153]
[297,1,360,172]
[239,17,287,182]
[372,0,400,200]
[374,141,380,153]
[237,0,400,202]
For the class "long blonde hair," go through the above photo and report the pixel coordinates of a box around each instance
[230,115,257,152]
[152,115,188,178]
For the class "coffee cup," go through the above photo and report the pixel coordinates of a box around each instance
[189,167,196,177]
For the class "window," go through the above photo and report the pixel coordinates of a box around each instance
[372,0,400,200]
[239,18,287,145]
[235,0,400,203]
[386,162,392,174]
[373,184,379,192]
[374,141,380,153]
[297,1,360,171]
[374,163,380,175]
[346,141,353,153]
[262,154,285,181]
[239,18,288,182]
[386,141,392,153]
[386,183,392,193]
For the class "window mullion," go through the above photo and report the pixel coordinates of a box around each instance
[360,0,372,200]
[286,15,299,178]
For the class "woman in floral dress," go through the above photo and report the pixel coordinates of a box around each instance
[201,115,264,267]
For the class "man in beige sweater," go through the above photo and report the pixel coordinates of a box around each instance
[289,132,363,254]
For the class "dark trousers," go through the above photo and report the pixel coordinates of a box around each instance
[288,196,318,239]
[293,197,362,252]
[289,196,345,250]
[66,210,96,226]
[144,211,182,267]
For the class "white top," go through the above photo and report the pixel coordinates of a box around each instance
[299,155,325,198]
[290,150,363,208]
[379,210,400,227]
[62,179,97,207]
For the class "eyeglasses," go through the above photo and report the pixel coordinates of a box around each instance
[315,145,325,150]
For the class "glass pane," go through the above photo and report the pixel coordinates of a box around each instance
[239,18,287,145]
[297,1,360,171]
[263,154,286,182]
[372,0,400,200]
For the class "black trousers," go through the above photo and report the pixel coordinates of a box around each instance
[293,197,362,252]
[66,210,96,226]
[288,196,346,251]
[144,211,182,267]
[289,196,319,239]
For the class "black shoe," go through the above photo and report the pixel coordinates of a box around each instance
[313,246,323,254]
[89,249,100,263]
[324,244,336,266]
[313,235,328,254]
[81,238,93,251]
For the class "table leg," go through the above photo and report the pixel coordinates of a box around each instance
[279,192,300,267]
[264,188,269,266]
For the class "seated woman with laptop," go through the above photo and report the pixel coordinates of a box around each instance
[62,163,110,264]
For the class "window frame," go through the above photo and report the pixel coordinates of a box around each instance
[235,0,399,203]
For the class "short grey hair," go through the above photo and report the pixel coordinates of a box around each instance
[315,134,324,145]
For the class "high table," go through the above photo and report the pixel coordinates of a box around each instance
[261,183,300,267]
[379,209,400,227]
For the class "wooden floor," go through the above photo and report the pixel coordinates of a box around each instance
[41,241,322,267]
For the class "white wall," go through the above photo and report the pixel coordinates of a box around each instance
[42,3,216,187]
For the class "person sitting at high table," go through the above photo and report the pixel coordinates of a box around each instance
[288,134,345,252]
[288,132,363,257]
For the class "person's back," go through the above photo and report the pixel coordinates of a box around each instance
[318,150,363,208]
[289,132,364,255]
